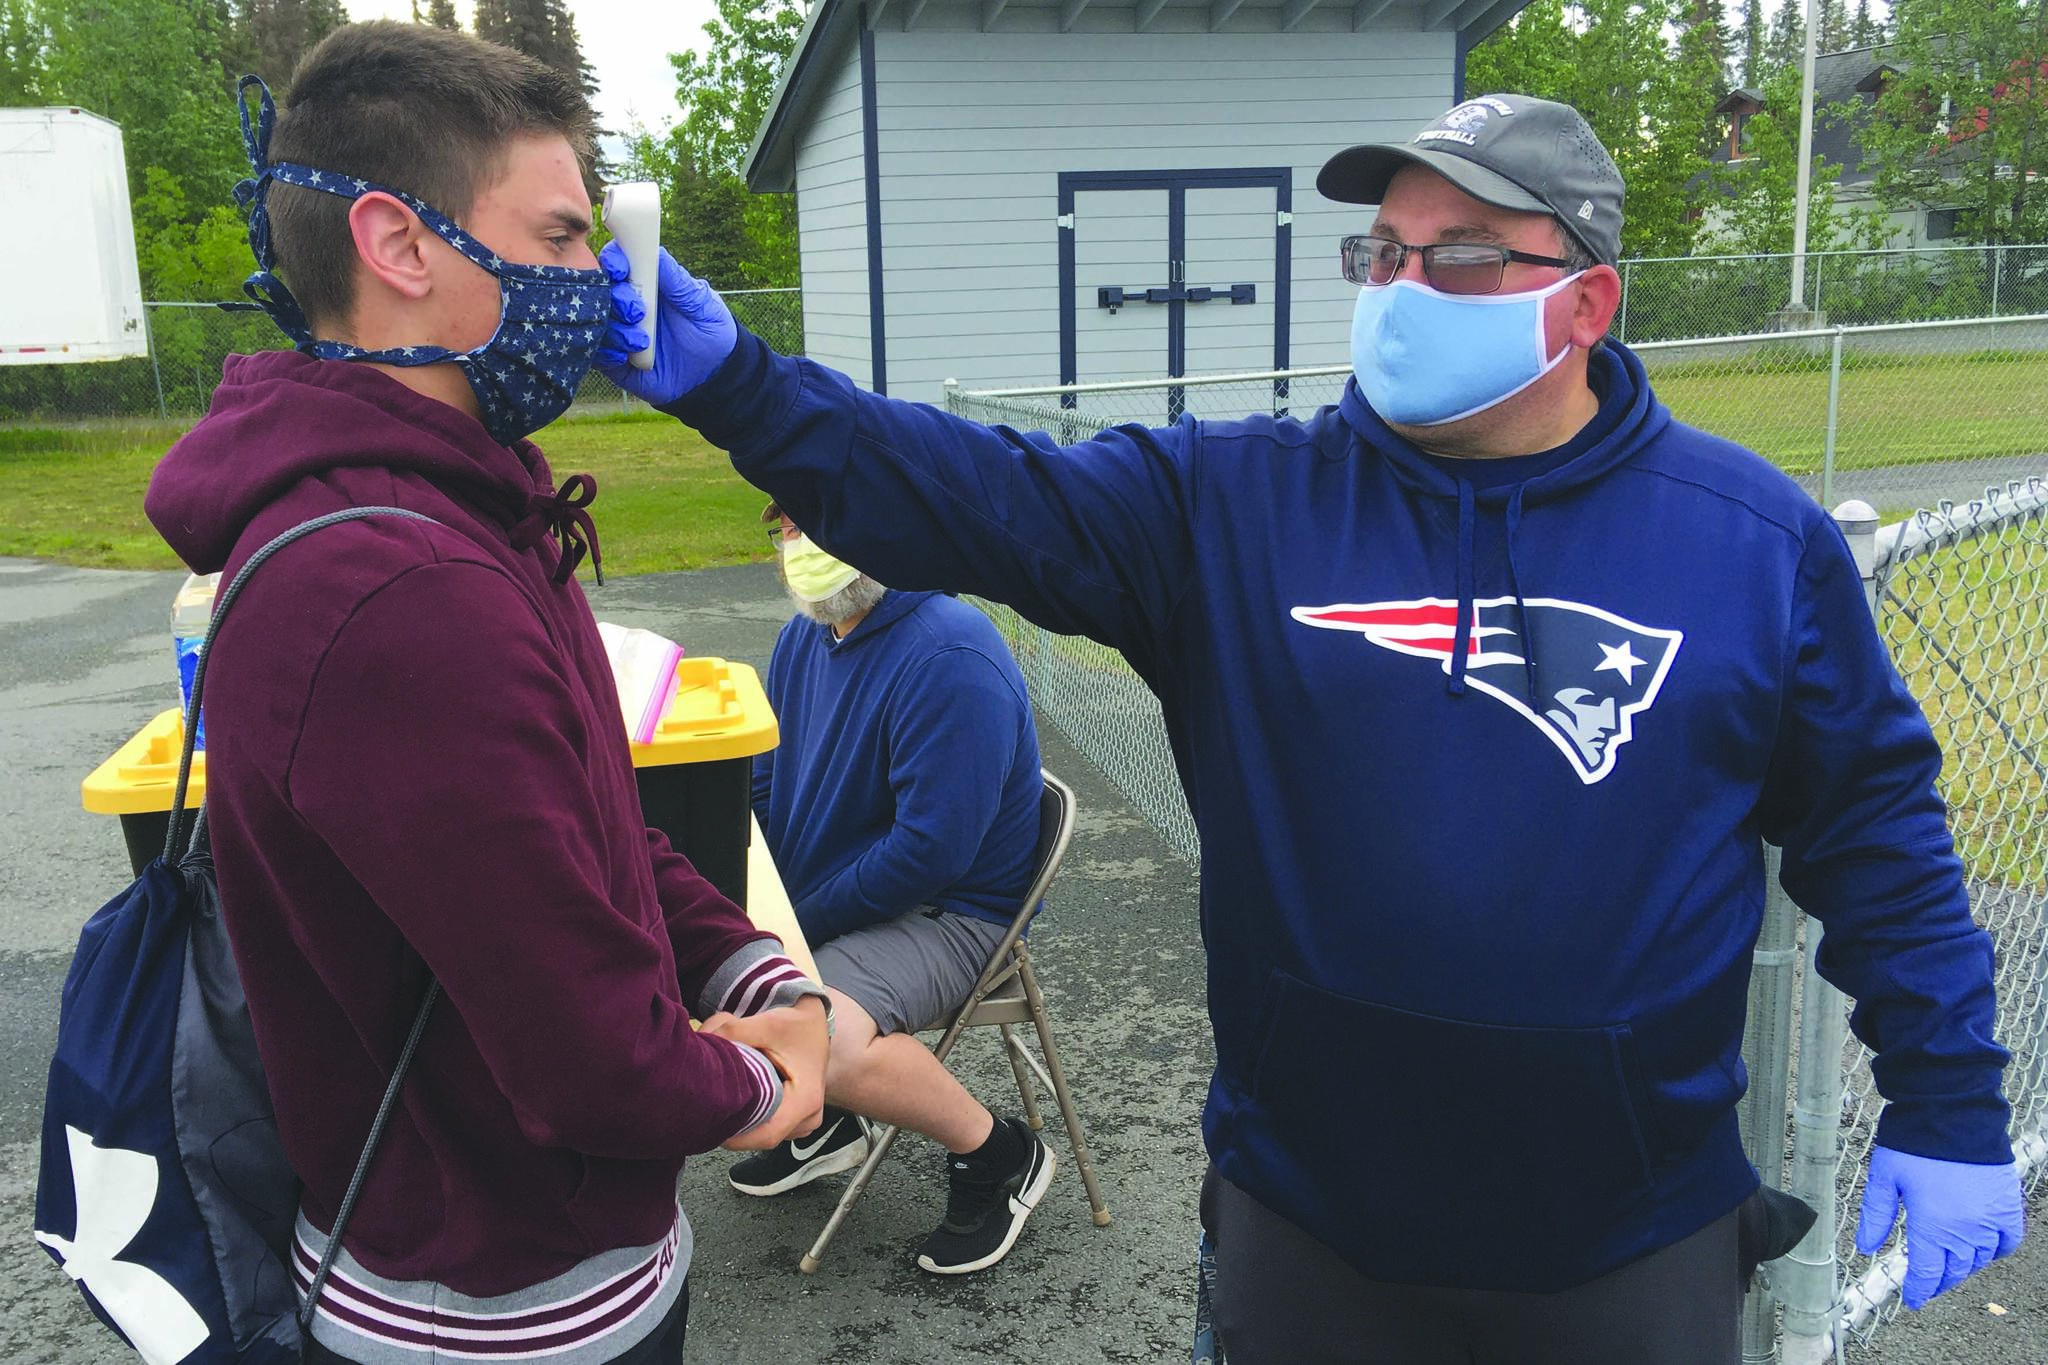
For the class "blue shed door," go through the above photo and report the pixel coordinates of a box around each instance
[1059,168,1292,423]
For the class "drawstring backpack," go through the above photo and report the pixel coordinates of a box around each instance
[36,508,444,1364]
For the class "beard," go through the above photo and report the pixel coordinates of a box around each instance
[787,573,889,629]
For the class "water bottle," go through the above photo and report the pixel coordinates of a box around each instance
[171,572,219,748]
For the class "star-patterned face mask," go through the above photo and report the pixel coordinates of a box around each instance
[232,76,611,446]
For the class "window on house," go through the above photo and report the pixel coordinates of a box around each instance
[1925,209,1959,240]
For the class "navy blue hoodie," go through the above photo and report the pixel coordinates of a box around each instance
[670,332,2009,1292]
[751,589,1041,943]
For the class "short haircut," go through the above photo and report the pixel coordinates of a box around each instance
[265,20,598,331]
[1554,218,1600,274]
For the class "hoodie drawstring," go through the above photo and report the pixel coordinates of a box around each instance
[1447,479,1540,702]
[1448,479,1476,695]
[1503,485,1539,704]
[513,473,605,586]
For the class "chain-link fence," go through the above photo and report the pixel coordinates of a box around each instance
[1616,244,2048,344]
[0,289,805,423]
[948,312,2048,520]
[1756,483,2048,1363]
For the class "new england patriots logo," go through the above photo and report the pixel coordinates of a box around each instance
[1290,596,1683,784]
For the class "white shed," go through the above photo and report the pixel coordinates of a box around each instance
[746,0,1532,407]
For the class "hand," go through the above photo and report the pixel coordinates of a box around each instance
[595,241,739,407]
[702,999,830,1151]
[1855,1146,2024,1309]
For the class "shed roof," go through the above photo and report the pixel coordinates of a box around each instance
[744,0,1537,192]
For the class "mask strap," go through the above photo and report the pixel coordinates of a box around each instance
[232,75,318,348]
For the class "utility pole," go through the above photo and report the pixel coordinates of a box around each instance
[1785,0,1822,322]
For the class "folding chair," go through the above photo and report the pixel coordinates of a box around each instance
[799,769,1112,1272]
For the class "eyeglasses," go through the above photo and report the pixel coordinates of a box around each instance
[1341,234,1574,295]
[765,523,800,547]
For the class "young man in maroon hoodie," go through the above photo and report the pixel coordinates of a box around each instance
[143,22,829,1364]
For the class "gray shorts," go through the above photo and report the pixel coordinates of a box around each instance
[812,908,1010,1037]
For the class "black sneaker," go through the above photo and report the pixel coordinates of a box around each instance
[915,1117,1055,1275]
[728,1107,871,1197]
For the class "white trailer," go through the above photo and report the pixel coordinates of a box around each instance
[0,107,147,365]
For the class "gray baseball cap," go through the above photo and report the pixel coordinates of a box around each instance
[1317,94,1625,266]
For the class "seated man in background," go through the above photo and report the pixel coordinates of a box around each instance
[740,503,1053,1276]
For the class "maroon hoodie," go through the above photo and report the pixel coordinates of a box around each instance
[147,351,806,1322]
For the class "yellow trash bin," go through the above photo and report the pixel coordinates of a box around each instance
[84,657,779,909]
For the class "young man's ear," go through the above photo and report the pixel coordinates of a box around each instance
[348,192,436,303]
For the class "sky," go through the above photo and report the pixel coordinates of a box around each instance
[345,0,723,139]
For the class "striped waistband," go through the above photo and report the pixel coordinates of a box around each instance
[293,1205,690,1364]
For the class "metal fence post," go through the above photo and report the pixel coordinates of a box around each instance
[1617,259,1631,343]
[1820,329,1844,509]
[1741,844,1802,1364]
[1779,501,1879,1364]
[1990,245,2002,318]
[143,304,168,419]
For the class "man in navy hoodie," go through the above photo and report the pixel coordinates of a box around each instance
[728,503,1051,1275]
[145,23,829,1364]
[597,96,2023,1361]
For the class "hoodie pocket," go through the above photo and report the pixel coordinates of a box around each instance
[1247,969,1654,1254]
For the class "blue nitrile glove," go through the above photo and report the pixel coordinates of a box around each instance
[594,241,738,406]
[1855,1146,2024,1309]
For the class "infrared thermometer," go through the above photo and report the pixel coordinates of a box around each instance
[603,181,661,371]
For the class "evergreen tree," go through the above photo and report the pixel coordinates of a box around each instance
[426,0,460,32]
[1739,0,1765,85]
[550,0,599,104]
[247,0,347,88]
[1763,0,1805,74]
[1685,0,1733,98]
[1820,0,1850,52]
[476,0,594,105]
[474,0,551,66]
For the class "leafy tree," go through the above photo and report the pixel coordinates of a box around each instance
[1703,63,1888,253]
[657,0,805,286]
[670,0,803,177]
[132,166,257,298]
[39,0,245,209]
[1863,0,2048,243]
[1466,0,1719,258]
[0,0,44,103]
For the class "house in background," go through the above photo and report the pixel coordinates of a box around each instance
[1708,43,1971,250]
[746,0,1533,406]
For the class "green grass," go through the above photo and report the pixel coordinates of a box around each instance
[0,411,778,575]
[1648,348,2048,475]
[5,347,2045,571]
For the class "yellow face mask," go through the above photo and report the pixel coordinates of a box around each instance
[780,534,862,603]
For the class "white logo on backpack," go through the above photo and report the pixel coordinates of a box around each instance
[35,1126,209,1365]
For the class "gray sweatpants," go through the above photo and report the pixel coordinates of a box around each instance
[1202,1167,1748,1365]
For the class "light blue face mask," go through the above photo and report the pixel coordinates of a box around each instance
[1351,274,1581,427]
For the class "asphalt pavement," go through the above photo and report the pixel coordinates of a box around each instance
[3,554,2043,1363]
